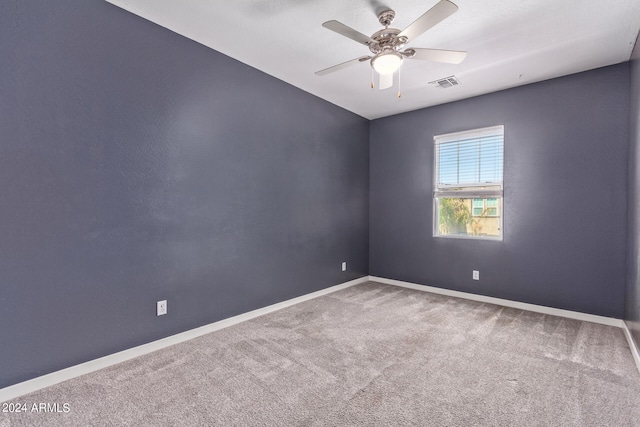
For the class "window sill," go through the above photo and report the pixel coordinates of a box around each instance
[433,233,503,241]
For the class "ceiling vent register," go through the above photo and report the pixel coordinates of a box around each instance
[430,75,460,88]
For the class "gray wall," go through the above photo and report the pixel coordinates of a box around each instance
[0,1,369,388]
[626,35,640,346]
[370,64,629,318]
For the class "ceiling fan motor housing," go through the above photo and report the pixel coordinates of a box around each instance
[368,28,407,55]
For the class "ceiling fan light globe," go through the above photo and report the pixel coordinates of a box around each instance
[371,51,403,75]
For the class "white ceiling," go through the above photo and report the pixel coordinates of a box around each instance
[105,0,640,120]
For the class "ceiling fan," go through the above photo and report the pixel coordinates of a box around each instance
[315,0,467,91]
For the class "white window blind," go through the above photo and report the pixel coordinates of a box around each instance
[434,125,504,197]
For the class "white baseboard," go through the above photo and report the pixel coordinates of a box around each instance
[370,276,624,328]
[622,321,640,375]
[0,276,368,404]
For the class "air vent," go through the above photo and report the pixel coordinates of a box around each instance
[429,75,460,88]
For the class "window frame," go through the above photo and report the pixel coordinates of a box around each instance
[433,125,504,241]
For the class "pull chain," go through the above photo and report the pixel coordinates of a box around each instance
[397,67,402,98]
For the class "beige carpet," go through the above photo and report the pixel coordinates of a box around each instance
[1,281,639,426]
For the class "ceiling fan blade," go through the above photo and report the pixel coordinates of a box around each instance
[315,56,371,76]
[398,0,458,42]
[322,20,375,46]
[406,48,467,64]
[379,73,393,90]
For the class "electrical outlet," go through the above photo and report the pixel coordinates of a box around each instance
[157,300,167,316]
[473,270,479,281]
[342,261,347,272]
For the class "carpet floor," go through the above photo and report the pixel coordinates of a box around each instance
[1,281,639,426]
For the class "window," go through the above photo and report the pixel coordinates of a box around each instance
[472,199,484,216]
[433,125,504,239]
[472,198,498,217]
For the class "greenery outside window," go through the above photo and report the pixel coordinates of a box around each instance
[434,126,504,240]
